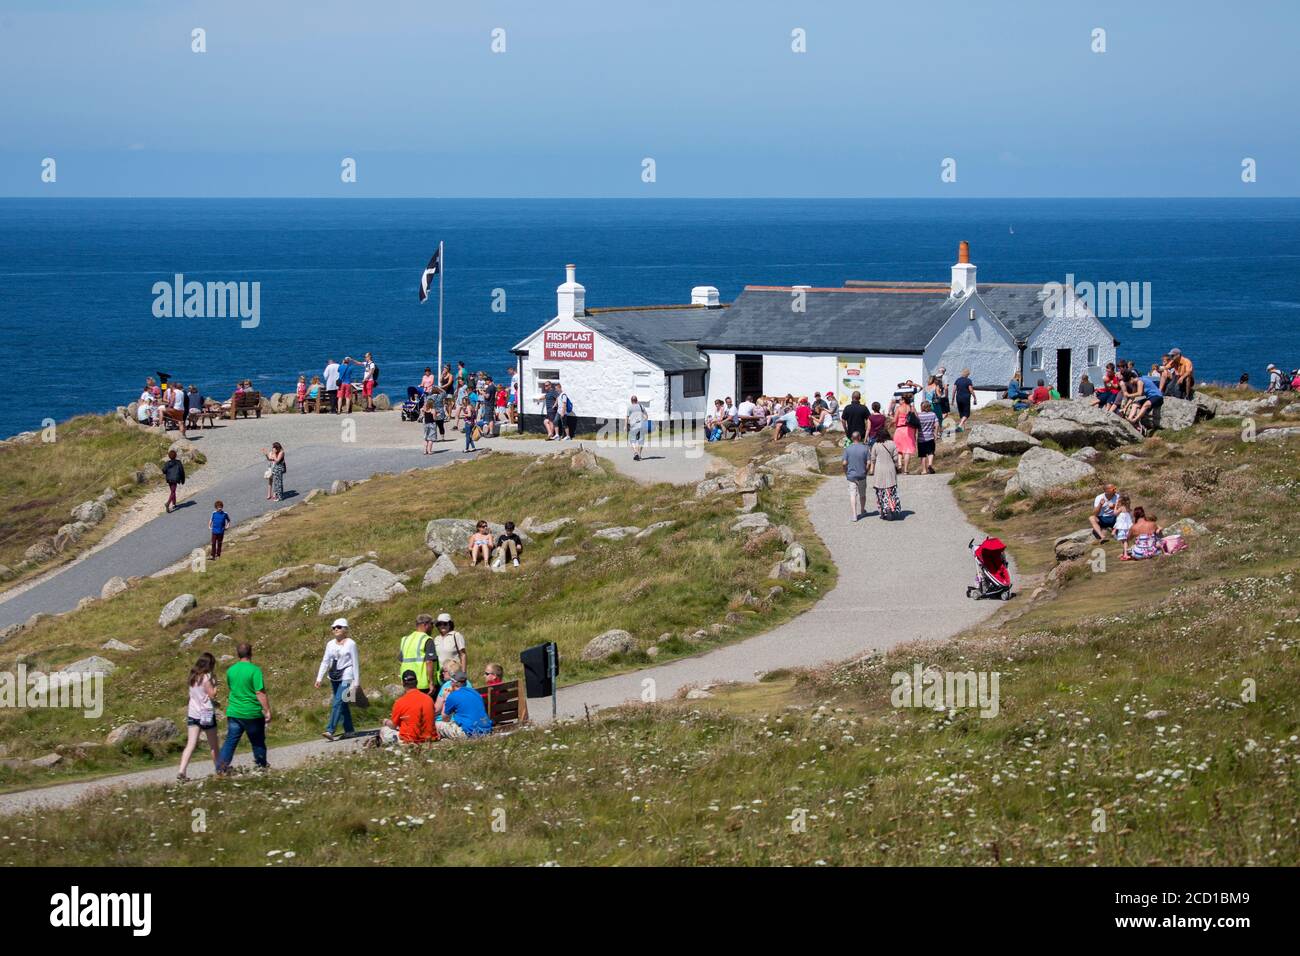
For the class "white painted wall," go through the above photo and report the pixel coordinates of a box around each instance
[517,316,667,421]
[1025,296,1117,398]
[668,372,708,420]
[703,349,922,410]
[923,295,1019,390]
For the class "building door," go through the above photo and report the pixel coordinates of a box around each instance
[735,355,763,401]
[1056,349,1071,398]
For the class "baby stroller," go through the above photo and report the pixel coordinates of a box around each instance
[400,385,426,422]
[966,537,1012,600]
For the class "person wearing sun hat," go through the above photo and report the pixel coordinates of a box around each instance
[432,612,468,674]
[315,618,360,741]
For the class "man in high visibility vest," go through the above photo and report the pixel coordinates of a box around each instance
[398,614,439,694]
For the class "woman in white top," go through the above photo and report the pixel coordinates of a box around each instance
[315,619,361,740]
[178,652,219,781]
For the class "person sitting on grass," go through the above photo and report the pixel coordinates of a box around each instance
[379,670,437,746]
[438,671,493,739]
[1122,507,1162,560]
[1089,483,1121,540]
[468,521,494,567]
[494,521,523,567]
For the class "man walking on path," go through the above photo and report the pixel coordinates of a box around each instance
[162,449,185,514]
[216,643,271,773]
[627,394,649,461]
[841,390,868,442]
[953,368,976,432]
[398,614,439,695]
[842,431,871,521]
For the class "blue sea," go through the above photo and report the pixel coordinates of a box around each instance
[2,198,1299,439]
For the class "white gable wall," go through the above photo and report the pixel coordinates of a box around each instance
[1024,300,1117,398]
[517,316,667,422]
[923,294,1019,389]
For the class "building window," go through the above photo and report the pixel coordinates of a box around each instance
[1087,346,1099,367]
[681,370,705,397]
[1029,348,1043,370]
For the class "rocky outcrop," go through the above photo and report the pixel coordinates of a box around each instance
[71,499,107,525]
[179,628,210,648]
[1053,529,1096,562]
[592,526,640,541]
[1154,396,1197,432]
[520,516,573,535]
[762,444,820,475]
[255,587,320,611]
[548,554,577,567]
[158,593,197,627]
[635,521,676,539]
[421,554,459,588]
[971,448,1005,463]
[60,656,116,675]
[106,718,179,747]
[730,513,771,535]
[1256,426,1300,443]
[966,423,1040,455]
[1006,446,1096,497]
[580,629,637,661]
[1029,401,1142,448]
[318,562,407,615]
[771,542,808,579]
[101,576,129,599]
[100,639,137,652]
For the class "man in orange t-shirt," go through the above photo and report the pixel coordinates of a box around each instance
[380,671,437,745]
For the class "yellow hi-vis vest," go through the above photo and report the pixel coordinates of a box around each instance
[400,631,434,690]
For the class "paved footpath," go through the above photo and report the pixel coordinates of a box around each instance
[0,428,998,816]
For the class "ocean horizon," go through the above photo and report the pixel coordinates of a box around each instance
[2,196,1299,439]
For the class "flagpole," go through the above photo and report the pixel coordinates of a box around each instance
[436,240,445,382]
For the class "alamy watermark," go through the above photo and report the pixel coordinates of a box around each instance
[595,413,705,459]
[890,664,1000,718]
[152,274,260,328]
[0,664,103,718]
[1042,273,1150,329]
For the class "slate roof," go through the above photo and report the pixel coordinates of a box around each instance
[572,306,717,372]
[695,286,959,354]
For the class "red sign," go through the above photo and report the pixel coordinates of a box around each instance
[543,330,595,361]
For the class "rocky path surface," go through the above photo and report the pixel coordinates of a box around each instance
[0,427,999,816]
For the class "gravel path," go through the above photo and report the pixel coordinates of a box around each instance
[0,431,999,816]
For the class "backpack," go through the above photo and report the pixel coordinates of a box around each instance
[563,396,573,415]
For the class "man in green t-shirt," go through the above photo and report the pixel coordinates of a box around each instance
[216,642,272,773]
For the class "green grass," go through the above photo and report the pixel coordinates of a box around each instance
[2,412,1297,866]
[0,447,832,789]
[0,414,189,586]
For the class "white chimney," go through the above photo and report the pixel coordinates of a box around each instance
[557,263,585,318]
[691,285,720,307]
[951,240,976,298]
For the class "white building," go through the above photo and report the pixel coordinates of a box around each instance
[511,265,720,431]
[512,248,1118,430]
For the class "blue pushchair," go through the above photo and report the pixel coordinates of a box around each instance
[401,385,426,422]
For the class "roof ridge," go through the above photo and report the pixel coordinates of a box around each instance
[744,285,950,295]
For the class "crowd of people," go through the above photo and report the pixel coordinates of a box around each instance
[299,354,382,414]
[177,610,502,778]
[413,363,523,451]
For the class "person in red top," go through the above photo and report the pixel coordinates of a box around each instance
[380,671,437,745]
[483,663,503,686]
[795,398,814,433]
[1029,379,1053,405]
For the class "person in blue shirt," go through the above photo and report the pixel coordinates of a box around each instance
[209,500,231,559]
[1128,374,1164,429]
[337,356,356,413]
[439,671,492,738]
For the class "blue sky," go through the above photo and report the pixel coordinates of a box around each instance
[0,0,1296,197]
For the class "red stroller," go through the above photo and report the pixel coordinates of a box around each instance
[967,537,1013,600]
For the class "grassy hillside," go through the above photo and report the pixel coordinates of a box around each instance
[0,444,832,789]
[1,409,1296,866]
[0,414,188,586]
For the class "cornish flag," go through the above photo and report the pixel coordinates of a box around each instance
[418,246,441,303]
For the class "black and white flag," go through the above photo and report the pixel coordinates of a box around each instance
[418,246,441,303]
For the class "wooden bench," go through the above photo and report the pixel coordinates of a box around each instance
[227,390,263,419]
[477,679,528,731]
